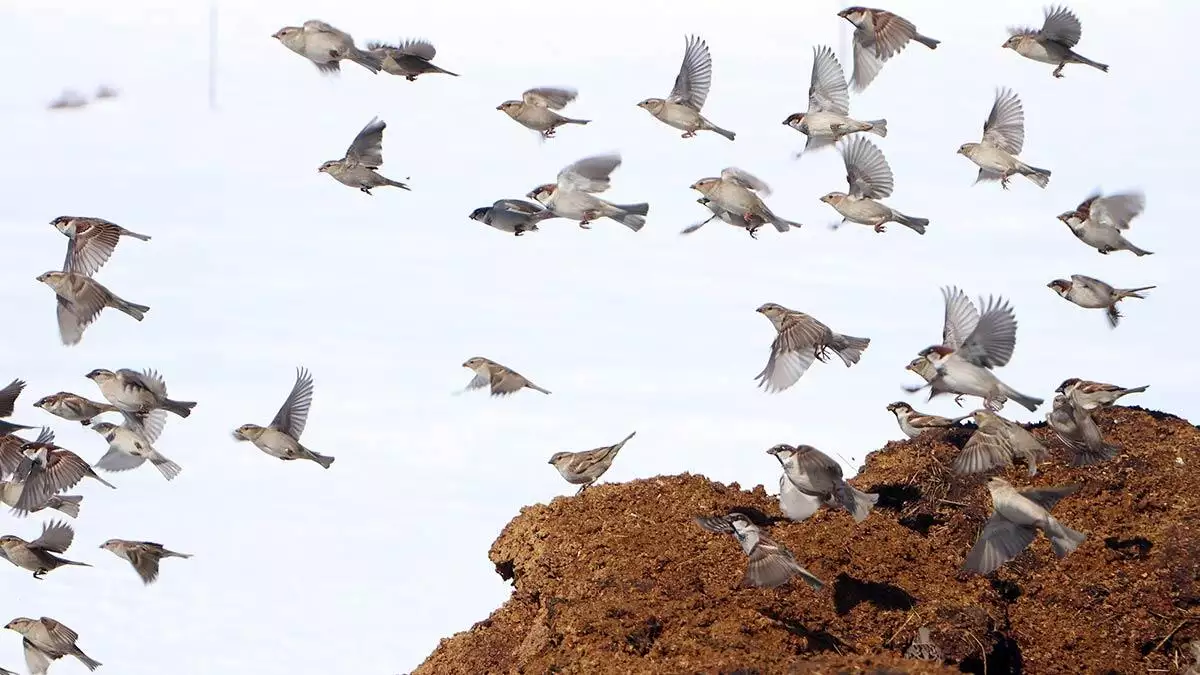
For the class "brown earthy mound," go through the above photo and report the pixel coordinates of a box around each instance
[414,406,1199,674]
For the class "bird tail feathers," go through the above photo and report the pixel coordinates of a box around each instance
[1116,286,1155,300]
[866,119,887,138]
[1046,517,1087,558]
[1072,53,1109,73]
[894,212,928,234]
[914,34,941,49]
[49,495,82,518]
[830,334,870,366]
[163,399,197,419]
[116,299,149,321]
[73,648,102,671]
[1020,164,1052,188]
[346,48,382,73]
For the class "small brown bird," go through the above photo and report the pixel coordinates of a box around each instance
[4,616,101,672]
[461,357,550,397]
[837,6,940,91]
[0,479,81,518]
[957,88,1051,190]
[636,35,735,141]
[233,367,334,469]
[1003,6,1108,78]
[954,410,1047,476]
[49,216,151,277]
[1047,275,1154,328]
[497,87,590,139]
[12,429,116,515]
[318,118,410,194]
[963,477,1085,574]
[548,432,636,494]
[35,271,149,346]
[367,39,458,80]
[32,392,120,426]
[783,45,886,157]
[695,512,824,589]
[0,520,90,579]
[904,626,944,661]
[99,539,192,585]
[1056,191,1151,257]
[272,20,381,74]
[768,444,878,523]
[820,136,928,234]
[885,401,967,438]
[754,303,870,393]
[0,379,34,436]
[1046,394,1118,467]
[690,168,802,234]
[85,368,195,418]
[1055,378,1148,410]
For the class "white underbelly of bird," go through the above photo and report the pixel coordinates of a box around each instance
[833,198,892,225]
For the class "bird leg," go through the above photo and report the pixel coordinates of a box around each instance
[954,395,966,407]
[1052,63,1065,78]
[513,229,525,237]
[33,570,45,580]
[542,128,557,139]
[814,346,832,363]
[874,223,887,233]
[983,397,1002,412]
[830,123,847,139]
[406,75,418,82]
[742,211,757,224]
[579,210,600,229]
[681,130,696,138]
[999,173,1012,190]
[746,225,760,240]
[1098,247,1111,254]
[575,483,590,496]
[359,186,374,195]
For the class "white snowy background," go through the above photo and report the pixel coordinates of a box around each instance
[0,0,1193,673]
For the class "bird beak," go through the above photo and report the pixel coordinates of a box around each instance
[1045,282,1056,288]
[495,104,504,111]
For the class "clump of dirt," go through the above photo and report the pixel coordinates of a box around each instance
[413,406,1200,674]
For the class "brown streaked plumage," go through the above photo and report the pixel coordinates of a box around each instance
[548,432,636,494]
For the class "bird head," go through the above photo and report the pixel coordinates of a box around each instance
[547,451,571,466]
[468,207,489,222]
[1055,378,1080,394]
[462,357,488,370]
[32,394,59,409]
[85,369,114,382]
[766,443,796,464]
[1001,35,1021,50]
[782,112,806,130]
[317,160,338,174]
[232,424,259,442]
[90,422,117,434]
[1047,279,1072,296]
[34,271,59,284]
[636,98,664,114]
[272,27,297,41]
[1055,211,1078,224]
[819,192,845,205]
[496,101,520,115]
[985,475,1011,492]
[0,535,18,546]
[3,618,30,632]
[99,539,121,551]
[755,302,787,320]
[956,143,976,156]
[49,215,72,231]
[838,7,867,23]
[971,409,997,425]
[886,401,912,415]
[689,177,719,194]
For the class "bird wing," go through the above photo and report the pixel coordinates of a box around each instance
[792,445,844,488]
[866,10,920,60]
[119,368,167,400]
[64,220,121,277]
[344,117,387,168]
[981,88,1025,155]
[963,514,1038,574]
[1089,192,1145,230]
[398,38,436,60]
[0,379,25,418]
[940,286,980,350]
[694,514,736,534]
[1040,6,1082,47]
[1018,484,1079,512]
[489,367,529,396]
[719,167,772,195]
[807,45,849,115]
[841,136,893,199]
[849,37,886,92]
[121,409,167,444]
[556,153,621,193]
[56,276,109,344]
[667,35,713,111]
[302,20,346,39]
[522,87,577,110]
[958,295,1018,368]
[30,520,74,553]
[1070,274,1114,296]
[94,446,147,472]
[744,537,800,588]
[35,618,79,650]
[952,426,1014,475]
[756,316,827,392]
[42,451,95,493]
[126,548,161,584]
[269,367,314,440]
[22,640,51,675]
[463,373,489,391]
[494,199,545,216]
[0,436,23,477]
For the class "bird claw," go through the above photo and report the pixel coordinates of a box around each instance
[999,175,1012,190]
[681,131,696,138]
[360,187,373,195]
[874,224,887,233]
[406,75,418,82]
[954,395,965,407]
[747,227,760,240]
[542,129,556,139]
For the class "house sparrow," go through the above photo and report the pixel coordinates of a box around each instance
[768,444,877,523]
[679,197,771,239]
[1055,378,1148,410]
[12,429,115,515]
[497,87,590,139]
[527,153,648,231]
[837,7,940,91]
[32,392,119,426]
[954,409,1047,476]
[99,539,191,585]
[468,199,559,236]
[885,401,967,439]
[366,39,458,80]
[754,303,870,393]
[89,412,180,481]
[903,355,959,403]
[35,271,149,346]
[85,368,195,418]
[0,521,90,579]
[0,479,81,518]
[0,379,34,436]
[957,88,1051,190]
[690,168,802,234]
[963,477,1085,574]
[4,616,101,672]
[1057,191,1151,256]
[1046,394,1118,467]
[912,287,1043,412]
[1047,275,1154,328]
[233,367,333,469]
[904,627,944,661]
[318,117,409,194]
[1003,6,1108,78]
[548,431,636,494]
[820,136,928,234]
[783,45,885,157]
[636,35,735,141]
[694,512,823,589]
[49,216,151,277]
[272,20,381,74]
[460,357,550,396]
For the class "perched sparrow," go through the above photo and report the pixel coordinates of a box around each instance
[548,431,636,494]
[783,45,886,157]
[679,197,771,239]
[0,521,90,579]
[690,168,802,234]
[233,367,334,469]
[1046,394,1118,467]
[468,199,558,236]
[1057,191,1151,256]
[912,287,1043,412]
[272,20,381,74]
[497,87,590,139]
[821,136,927,234]
[636,35,735,141]
[957,88,1051,190]
[954,409,1047,476]
[4,616,101,672]
[694,512,823,589]
[527,153,648,231]
[32,392,119,426]
[90,412,181,481]
[49,215,151,277]
[768,444,878,523]
[366,39,458,81]
[35,271,149,346]
[885,401,967,439]
[963,477,1085,574]
[0,379,34,436]
[754,303,870,393]
[99,539,191,585]
[904,626,944,661]
[0,479,81,518]
[85,368,196,418]
[1055,378,1148,410]
[837,7,939,91]
[1003,6,1108,78]
[461,357,550,396]
[1047,275,1154,328]
[319,117,409,194]
[12,429,115,515]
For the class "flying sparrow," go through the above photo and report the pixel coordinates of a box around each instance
[821,136,928,234]
[903,355,959,403]
[1047,275,1154,328]
[636,35,735,141]
[0,478,81,518]
[954,409,1047,476]
[1055,378,1148,410]
[527,153,648,231]
[783,45,886,157]
[694,512,823,589]
[4,616,101,672]
[0,520,90,579]
[233,367,333,469]
[679,197,771,239]
[35,271,149,346]
[319,117,409,194]
[754,303,870,393]
[837,6,940,91]
[85,368,196,418]
[32,392,120,426]
[366,38,458,80]
[0,380,34,436]
[497,87,590,139]
[468,199,559,236]
[272,20,381,74]
[1046,394,1119,467]
[461,357,550,396]
[99,539,191,585]
[1002,6,1108,78]
[957,88,1051,190]
[548,431,636,494]
[963,477,1085,574]
[49,216,151,277]
[1057,191,1151,256]
[690,168,802,234]
[768,444,877,523]
[89,411,180,481]
[12,429,115,515]
[885,401,968,439]
[904,626,944,661]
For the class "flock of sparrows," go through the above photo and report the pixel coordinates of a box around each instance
[1,5,1164,672]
